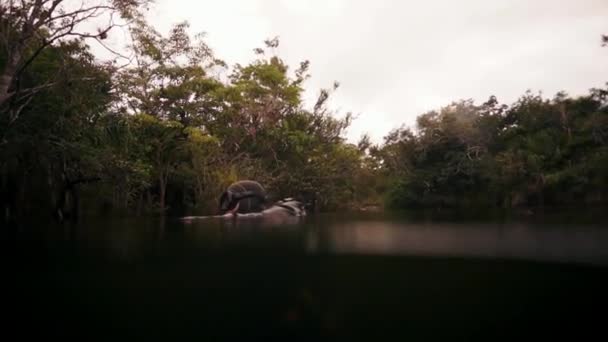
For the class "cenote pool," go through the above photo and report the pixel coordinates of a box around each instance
[5,212,608,340]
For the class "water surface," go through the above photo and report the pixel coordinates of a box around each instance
[6,213,608,340]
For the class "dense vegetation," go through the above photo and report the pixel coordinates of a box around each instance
[0,0,375,221]
[377,93,608,210]
[1,1,607,223]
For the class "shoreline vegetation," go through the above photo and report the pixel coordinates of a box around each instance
[1,1,607,223]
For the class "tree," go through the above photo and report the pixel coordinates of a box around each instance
[0,0,148,133]
[0,38,113,221]
[116,21,224,123]
[129,114,184,212]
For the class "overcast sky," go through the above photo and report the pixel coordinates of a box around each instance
[107,0,608,143]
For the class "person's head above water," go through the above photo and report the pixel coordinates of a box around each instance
[218,180,268,214]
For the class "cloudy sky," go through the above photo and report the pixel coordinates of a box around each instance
[108,0,608,142]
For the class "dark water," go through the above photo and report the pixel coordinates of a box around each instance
[5,213,608,341]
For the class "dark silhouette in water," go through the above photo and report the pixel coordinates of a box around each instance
[182,180,306,223]
[219,180,268,214]
[218,180,305,217]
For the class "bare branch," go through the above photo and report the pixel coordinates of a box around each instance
[15,37,51,77]
[1,0,147,118]
[8,92,34,125]
[28,0,45,28]
[45,5,115,24]
[94,36,131,60]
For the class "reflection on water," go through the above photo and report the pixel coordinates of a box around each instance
[22,213,608,265]
[7,213,608,340]
[316,220,608,265]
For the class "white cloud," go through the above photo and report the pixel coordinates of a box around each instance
[96,0,608,143]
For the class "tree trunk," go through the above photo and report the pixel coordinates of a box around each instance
[124,186,129,209]
[146,189,153,208]
[56,185,66,222]
[72,186,80,221]
[2,173,17,224]
[136,192,143,216]
[159,175,166,214]
[195,175,204,208]
[0,51,21,107]
[17,168,28,218]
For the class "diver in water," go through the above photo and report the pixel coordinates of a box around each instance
[218,180,268,214]
[218,180,306,218]
[180,180,306,223]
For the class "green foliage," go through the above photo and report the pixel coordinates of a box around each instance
[1,14,377,221]
[2,7,606,222]
[381,90,608,209]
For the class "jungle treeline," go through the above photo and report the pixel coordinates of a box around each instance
[1,1,607,222]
